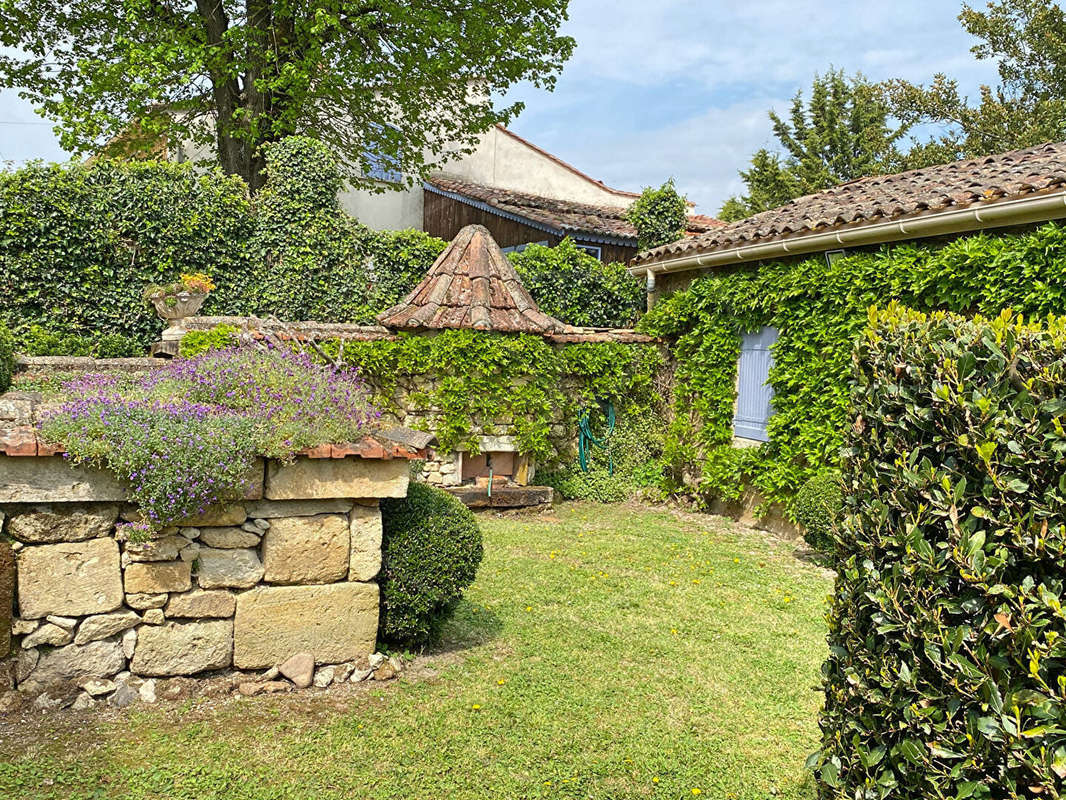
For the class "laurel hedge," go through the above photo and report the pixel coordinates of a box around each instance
[813,305,1066,797]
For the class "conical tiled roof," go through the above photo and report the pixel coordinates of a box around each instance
[377,224,566,334]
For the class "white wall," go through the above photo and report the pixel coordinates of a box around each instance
[437,127,636,209]
[339,182,423,231]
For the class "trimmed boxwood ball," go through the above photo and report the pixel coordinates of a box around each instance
[0,321,14,393]
[379,482,484,646]
[792,470,841,553]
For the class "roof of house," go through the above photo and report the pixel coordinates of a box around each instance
[633,141,1066,268]
[425,175,723,247]
[377,224,566,334]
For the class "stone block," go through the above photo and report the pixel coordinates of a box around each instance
[261,514,348,585]
[74,611,141,646]
[176,504,247,527]
[0,540,12,655]
[130,620,233,676]
[196,548,264,589]
[166,589,236,618]
[0,456,127,503]
[17,537,123,619]
[24,639,126,687]
[348,504,382,581]
[198,527,260,549]
[245,499,355,519]
[264,457,408,501]
[125,592,167,610]
[124,561,191,595]
[233,582,378,669]
[5,503,120,544]
[125,535,186,562]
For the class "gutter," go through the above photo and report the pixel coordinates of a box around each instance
[629,189,1066,278]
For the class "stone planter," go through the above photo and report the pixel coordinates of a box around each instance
[149,291,208,323]
[0,442,419,696]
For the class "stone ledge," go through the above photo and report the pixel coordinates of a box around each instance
[2,429,426,461]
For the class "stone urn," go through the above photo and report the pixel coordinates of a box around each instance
[149,290,208,323]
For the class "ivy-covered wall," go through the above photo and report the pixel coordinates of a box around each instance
[639,221,1066,515]
[335,329,664,469]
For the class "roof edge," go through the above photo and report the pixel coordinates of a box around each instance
[630,189,1066,276]
[423,180,638,247]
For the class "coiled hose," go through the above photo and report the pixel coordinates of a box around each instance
[578,400,615,475]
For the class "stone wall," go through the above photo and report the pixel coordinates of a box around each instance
[0,449,413,707]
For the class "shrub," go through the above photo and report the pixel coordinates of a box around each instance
[510,239,644,328]
[178,324,239,358]
[0,321,13,393]
[379,482,483,646]
[792,471,841,553]
[38,346,378,535]
[626,179,688,251]
[813,305,1066,797]
[14,325,141,358]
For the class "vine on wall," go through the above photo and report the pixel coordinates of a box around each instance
[338,330,665,463]
[639,221,1066,514]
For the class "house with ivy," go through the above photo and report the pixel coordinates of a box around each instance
[630,141,1066,526]
[169,122,720,262]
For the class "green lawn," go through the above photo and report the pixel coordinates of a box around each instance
[0,502,832,800]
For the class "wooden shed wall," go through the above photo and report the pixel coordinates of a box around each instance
[423,191,636,264]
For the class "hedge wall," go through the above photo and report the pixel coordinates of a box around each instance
[1,138,644,355]
[814,305,1066,797]
[639,222,1066,514]
[0,141,444,352]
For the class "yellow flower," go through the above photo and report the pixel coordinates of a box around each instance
[733,558,740,563]
[692,579,701,585]
[472,704,482,710]
[497,679,506,686]
[525,606,533,612]
[692,789,702,796]
[652,777,660,783]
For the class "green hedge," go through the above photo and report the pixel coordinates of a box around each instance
[379,482,483,646]
[640,222,1066,515]
[0,141,444,351]
[814,305,1066,797]
[510,239,644,328]
[0,321,13,393]
[0,139,646,355]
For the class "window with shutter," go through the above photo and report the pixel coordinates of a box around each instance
[733,326,778,442]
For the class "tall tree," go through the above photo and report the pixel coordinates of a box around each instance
[719,70,908,222]
[0,1,574,191]
[885,0,1066,163]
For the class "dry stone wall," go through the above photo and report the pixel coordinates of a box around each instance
[0,451,411,709]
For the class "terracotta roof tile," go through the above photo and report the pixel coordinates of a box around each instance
[377,224,567,335]
[425,176,722,244]
[634,141,1066,266]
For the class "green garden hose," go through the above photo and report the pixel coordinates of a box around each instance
[578,400,615,475]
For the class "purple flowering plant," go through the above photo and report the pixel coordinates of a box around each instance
[39,346,379,538]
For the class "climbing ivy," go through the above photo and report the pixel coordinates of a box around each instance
[639,221,1066,515]
[321,329,663,462]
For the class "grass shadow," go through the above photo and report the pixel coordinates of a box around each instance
[427,598,504,656]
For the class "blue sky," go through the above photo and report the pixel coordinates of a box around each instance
[0,0,1001,214]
